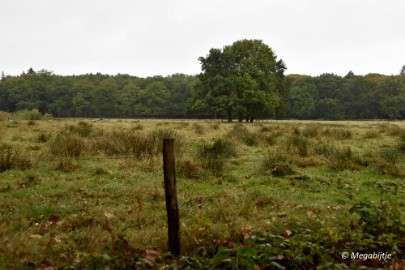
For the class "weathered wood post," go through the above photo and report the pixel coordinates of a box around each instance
[162,139,180,256]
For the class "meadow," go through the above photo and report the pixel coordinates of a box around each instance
[0,116,404,269]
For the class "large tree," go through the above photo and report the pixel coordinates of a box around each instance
[375,76,405,119]
[135,82,171,117]
[289,76,318,119]
[191,39,285,122]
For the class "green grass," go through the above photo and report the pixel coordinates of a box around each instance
[0,119,404,269]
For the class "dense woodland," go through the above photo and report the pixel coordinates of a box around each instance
[1,40,405,120]
[2,69,405,120]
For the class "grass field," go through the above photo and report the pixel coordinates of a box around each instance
[0,118,404,269]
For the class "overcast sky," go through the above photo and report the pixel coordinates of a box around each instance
[1,0,404,77]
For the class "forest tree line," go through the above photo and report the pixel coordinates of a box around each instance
[1,68,405,120]
[0,69,405,120]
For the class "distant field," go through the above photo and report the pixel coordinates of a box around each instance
[0,119,404,269]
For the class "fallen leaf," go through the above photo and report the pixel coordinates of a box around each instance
[240,226,252,239]
[283,230,292,237]
[103,220,113,233]
[136,196,144,212]
[277,212,288,217]
[104,211,114,219]
[306,210,316,218]
[48,214,60,226]
[144,249,161,268]
[18,182,27,189]
[327,205,341,212]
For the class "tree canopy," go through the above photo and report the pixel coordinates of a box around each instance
[190,39,285,122]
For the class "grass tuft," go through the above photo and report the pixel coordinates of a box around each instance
[66,121,95,137]
[178,159,200,179]
[315,143,367,171]
[56,158,79,172]
[51,133,86,157]
[192,123,205,134]
[0,143,15,172]
[302,124,321,138]
[397,133,405,152]
[227,124,259,146]
[262,150,295,177]
[37,132,51,143]
[198,138,237,173]
[286,134,310,157]
[0,143,35,172]
[322,128,353,140]
[0,111,12,121]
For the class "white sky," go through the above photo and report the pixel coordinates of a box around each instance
[1,0,404,77]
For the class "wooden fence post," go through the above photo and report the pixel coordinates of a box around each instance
[162,139,180,256]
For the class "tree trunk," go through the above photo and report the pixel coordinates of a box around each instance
[227,109,233,122]
[238,112,244,122]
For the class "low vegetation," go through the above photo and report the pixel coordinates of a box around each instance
[0,119,404,269]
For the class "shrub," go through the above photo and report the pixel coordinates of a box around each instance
[13,109,42,120]
[0,144,15,172]
[227,124,259,146]
[51,133,86,157]
[350,201,403,236]
[93,130,133,156]
[130,132,160,160]
[0,143,35,172]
